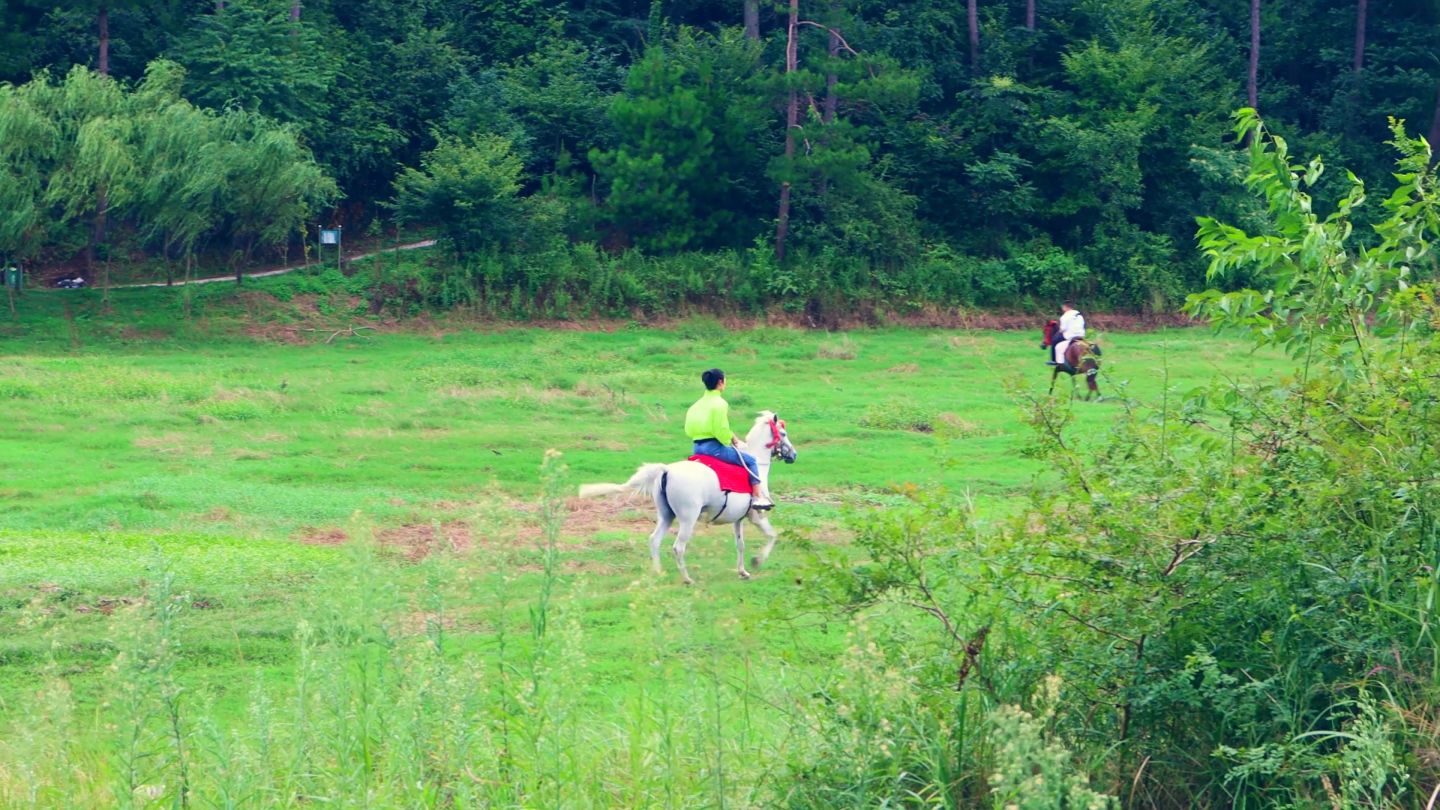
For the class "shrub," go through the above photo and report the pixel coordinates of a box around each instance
[674,315,727,342]
[195,398,268,421]
[859,400,933,432]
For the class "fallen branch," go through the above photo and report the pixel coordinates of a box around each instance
[303,325,376,344]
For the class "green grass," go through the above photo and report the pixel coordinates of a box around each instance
[0,282,1294,806]
[0,295,1286,533]
[0,313,1286,687]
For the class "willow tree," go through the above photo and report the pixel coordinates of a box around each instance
[214,111,338,282]
[2,60,336,291]
[0,81,59,268]
[129,63,224,286]
[33,66,135,304]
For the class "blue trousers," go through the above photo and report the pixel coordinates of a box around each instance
[692,439,761,485]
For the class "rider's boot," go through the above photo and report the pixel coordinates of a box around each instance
[750,482,774,511]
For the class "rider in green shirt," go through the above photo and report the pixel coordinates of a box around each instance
[685,368,773,510]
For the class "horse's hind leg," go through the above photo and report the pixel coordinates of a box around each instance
[734,522,750,580]
[649,496,675,575]
[748,511,779,571]
[672,517,697,586]
[1085,361,1100,398]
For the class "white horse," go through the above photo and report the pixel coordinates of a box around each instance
[579,411,798,585]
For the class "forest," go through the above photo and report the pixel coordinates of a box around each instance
[1,0,1438,313]
[9,2,1440,807]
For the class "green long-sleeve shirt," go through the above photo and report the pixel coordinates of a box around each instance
[685,389,734,445]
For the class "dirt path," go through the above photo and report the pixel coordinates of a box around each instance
[111,240,437,289]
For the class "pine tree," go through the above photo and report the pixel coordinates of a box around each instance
[171,0,331,124]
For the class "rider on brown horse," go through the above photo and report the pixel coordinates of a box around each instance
[1041,302,1101,398]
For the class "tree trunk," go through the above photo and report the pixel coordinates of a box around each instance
[744,0,758,40]
[1025,0,1035,71]
[968,0,979,73]
[1353,0,1367,72]
[824,17,839,124]
[90,187,108,274]
[1428,76,1440,167]
[290,0,300,34]
[1247,0,1259,110]
[774,0,799,262]
[97,3,109,76]
[819,13,839,198]
[1347,0,1366,133]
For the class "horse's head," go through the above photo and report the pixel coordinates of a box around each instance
[1041,319,1060,348]
[757,410,797,464]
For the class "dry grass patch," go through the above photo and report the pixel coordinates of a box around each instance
[377,521,473,559]
[936,412,983,438]
[934,333,1000,353]
[134,433,212,456]
[344,427,396,439]
[441,386,512,399]
[504,493,655,547]
[886,362,920,374]
[816,336,859,360]
[568,437,630,452]
[230,448,272,461]
[197,506,239,523]
[295,525,347,545]
[514,559,626,576]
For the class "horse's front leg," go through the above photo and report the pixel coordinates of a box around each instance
[734,521,750,580]
[1049,367,1059,395]
[748,511,779,571]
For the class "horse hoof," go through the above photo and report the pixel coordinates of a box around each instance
[750,556,762,570]
[739,571,751,580]
[683,577,694,586]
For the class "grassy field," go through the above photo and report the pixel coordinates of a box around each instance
[0,273,1293,806]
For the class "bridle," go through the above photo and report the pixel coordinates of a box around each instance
[766,417,785,450]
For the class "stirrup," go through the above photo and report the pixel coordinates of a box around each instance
[750,500,775,511]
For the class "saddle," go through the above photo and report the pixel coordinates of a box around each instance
[688,455,752,494]
[1041,320,1100,372]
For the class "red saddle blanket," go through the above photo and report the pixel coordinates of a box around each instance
[688,454,752,493]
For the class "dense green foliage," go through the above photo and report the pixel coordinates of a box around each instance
[781,116,1440,806]
[3,0,1438,311]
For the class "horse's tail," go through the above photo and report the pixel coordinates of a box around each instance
[578,463,669,500]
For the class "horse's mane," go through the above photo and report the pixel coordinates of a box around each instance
[752,410,776,427]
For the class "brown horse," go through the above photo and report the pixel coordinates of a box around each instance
[1041,320,1101,399]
